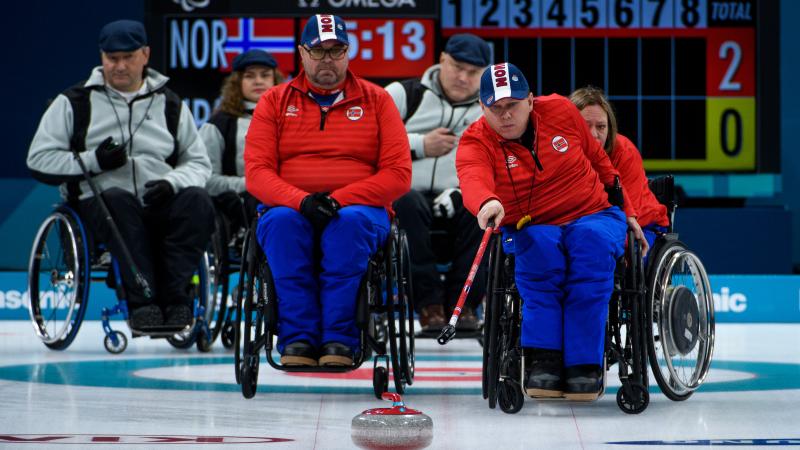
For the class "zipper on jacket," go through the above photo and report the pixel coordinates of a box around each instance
[127,102,138,197]
[319,106,329,130]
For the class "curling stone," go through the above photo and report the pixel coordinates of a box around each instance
[351,392,433,450]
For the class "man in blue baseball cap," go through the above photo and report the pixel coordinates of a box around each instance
[28,19,214,330]
[244,13,411,367]
[386,33,491,334]
[457,62,641,401]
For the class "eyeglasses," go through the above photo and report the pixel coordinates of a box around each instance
[303,45,348,61]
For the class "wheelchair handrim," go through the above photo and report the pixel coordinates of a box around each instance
[653,247,715,394]
[27,213,83,345]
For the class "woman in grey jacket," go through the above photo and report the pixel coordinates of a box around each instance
[199,49,284,231]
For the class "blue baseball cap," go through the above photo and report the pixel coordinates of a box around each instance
[480,63,530,107]
[232,49,278,71]
[444,34,491,67]
[98,20,147,53]
[300,14,349,48]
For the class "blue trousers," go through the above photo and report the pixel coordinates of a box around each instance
[510,207,626,367]
[256,205,390,353]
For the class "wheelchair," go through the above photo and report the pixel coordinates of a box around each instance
[233,217,415,400]
[481,175,715,414]
[203,207,248,350]
[27,204,215,354]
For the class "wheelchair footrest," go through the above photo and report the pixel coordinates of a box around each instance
[526,392,604,402]
[130,324,191,337]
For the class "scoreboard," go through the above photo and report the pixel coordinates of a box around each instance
[442,0,766,172]
[145,0,779,173]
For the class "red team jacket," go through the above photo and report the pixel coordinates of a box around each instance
[244,69,411,212]
[456,94,634,228]
[610,134,669,228]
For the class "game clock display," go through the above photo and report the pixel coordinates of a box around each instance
[442,0,757,171]
[346,19,435,78]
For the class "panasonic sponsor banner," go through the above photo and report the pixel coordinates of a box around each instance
[0,272,118,320]
[710,275,800,323]
[1,273,799,321]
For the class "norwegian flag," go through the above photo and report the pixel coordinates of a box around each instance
[221,18,295,73]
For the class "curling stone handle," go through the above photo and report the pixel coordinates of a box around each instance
[437,324,456,345]
[381,392,403,405]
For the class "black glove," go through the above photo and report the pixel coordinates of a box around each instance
[143,180,175,208]
[300,192,340,234]
[95,136,127,171]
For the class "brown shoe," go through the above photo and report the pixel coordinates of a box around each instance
[419,304,446,332]
[456,307,480,331]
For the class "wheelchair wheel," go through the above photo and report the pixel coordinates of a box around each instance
[28,208,91,350]
[616,382,649,414]
[233,230,254,385]
[483,236,505,408]
[195,253,213,353]
[396,230,415,386]
[167,331,195,349]
[240,232,270,398]
[205,213,231,347]
[497,378,524,414]
[611,233,650,402]
[240,353,260,399]
[646,239,715,401]
[386,228,414,393]
[220,316,236,349]
[103,331,128,354]
[373,366,389,400]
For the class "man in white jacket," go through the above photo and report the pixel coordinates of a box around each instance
[385,34,490,333]
[27,20,214,330]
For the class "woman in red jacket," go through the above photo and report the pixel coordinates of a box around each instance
[570,86,669,256]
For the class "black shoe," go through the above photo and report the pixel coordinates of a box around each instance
[319,342,354,367]
[524,348,564,398]
[280,340,318,367]
[564,364,603,401]
[129,304,164,329]
[164,304,193,327]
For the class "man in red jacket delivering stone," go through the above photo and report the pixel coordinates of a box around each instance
[244,14,411,367]
[456,63,641,400]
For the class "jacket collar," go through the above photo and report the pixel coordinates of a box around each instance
[85,66,169,92]
[289,69,363,104]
